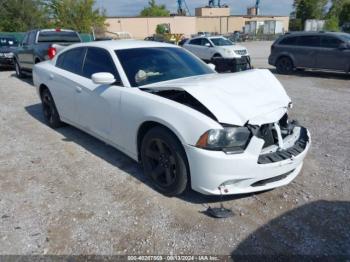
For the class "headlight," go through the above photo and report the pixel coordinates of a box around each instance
[196,127,251,153]
[224,49,233,54]
[4,52,14,58]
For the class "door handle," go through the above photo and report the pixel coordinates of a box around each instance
[75,86,82,93]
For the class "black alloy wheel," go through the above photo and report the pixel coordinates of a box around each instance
[41,89,64,128]
[141,127,189,196]
[276,56,294,75]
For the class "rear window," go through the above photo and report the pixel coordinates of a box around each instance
[279,36,298,46]
[321,36,343,48]
[38,31,81,43]
[56,47,86,75]
[297,35,320,47]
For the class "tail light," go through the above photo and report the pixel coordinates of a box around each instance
[48,46,57,60]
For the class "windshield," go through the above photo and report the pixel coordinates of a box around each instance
[210,37,234,46]
[115,47,215,87]
[0,37,18,47]
[38,31,81,43]
[339,33,350,42]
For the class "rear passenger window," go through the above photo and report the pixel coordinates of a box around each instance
[56,47,86,75]
[321,36,343,48]
[82,47,121,83]
[279,36,297,45]
[189,39,202,45]
[297,36,320,47]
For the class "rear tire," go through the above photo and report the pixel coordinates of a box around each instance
[40,88,65,128]
[15,60,25,78]
[141,127,189,196]
[276,56,294,75]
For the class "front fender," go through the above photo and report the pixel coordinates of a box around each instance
[118,88,222,159]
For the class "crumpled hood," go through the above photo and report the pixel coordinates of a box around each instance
[142,69,291,126]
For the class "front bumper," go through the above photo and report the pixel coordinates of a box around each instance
[0,57,14,66]
[212,56,252,73]
[185,127,311,195]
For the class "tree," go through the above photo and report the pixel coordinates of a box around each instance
[324,16,340,31]
[293,0,328,29]
[339,2,350,26]
[0,0,49,32]
[47,0,106,33]
[140,0,170,17]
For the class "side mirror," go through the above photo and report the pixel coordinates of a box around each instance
[91,72,116,85]
[205,43,211,47]
[207,63,216,71]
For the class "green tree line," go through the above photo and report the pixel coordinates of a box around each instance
[0,0,106,33]
[291,0,350,31]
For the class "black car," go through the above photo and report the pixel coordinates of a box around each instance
[269,32,350,74]
[0,36,18,67]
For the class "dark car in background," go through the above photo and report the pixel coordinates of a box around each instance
[14,29,81,78]
[269,32,350,74]
[0,36,19,68]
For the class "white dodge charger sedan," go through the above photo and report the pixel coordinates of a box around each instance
[33,40,311,196]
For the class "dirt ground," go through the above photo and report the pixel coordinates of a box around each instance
[0,41,349,257]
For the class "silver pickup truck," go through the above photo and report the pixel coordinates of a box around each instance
[14,29,82,78]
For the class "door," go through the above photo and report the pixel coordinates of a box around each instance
[76,47,123,141]
[200,38,214,60]
[20,31,36,70]
[316,36,349,71]
[293,35,320,68]
[51,47,87,124]
[184,38,203,59]
[16,33,29,68]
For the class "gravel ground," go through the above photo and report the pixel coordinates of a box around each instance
[0,41,349,257]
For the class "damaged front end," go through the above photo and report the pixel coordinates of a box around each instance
[248,114,310,164]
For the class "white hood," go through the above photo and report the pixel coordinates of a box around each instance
[143,69,291,126]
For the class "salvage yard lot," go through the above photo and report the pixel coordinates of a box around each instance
[0,41,349,256]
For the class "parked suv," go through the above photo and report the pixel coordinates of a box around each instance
[269,32,350,74]
[183,36,250,72]
[183,36,249,62]
[14,29,81,78]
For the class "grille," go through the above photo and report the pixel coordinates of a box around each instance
[258,127,309,164]
[234,50,247,56]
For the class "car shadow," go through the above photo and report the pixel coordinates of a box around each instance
[231,200,350,259]
[25,103,256,204]
[10,72,34,85]
[270,68,350,80]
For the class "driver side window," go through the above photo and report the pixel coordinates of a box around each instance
[201,38,211,46]
[82,47,122,85]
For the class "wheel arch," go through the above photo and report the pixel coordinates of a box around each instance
[276,54,296,67]
[39,84,49,99]
[136,120,187,162]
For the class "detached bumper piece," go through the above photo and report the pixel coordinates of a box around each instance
[212,56,251,73]
[258,127,309,164]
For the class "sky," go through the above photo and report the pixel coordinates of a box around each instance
[94,0,294,17]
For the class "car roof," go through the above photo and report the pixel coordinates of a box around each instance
[66,40,178,51]
[282,31,347,38]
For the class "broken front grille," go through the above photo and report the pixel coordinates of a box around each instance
[258,127,309,164]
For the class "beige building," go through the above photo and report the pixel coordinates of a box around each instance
[106,15,289,40]
[195,7,230,17]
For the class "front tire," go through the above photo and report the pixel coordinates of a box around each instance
[15,60,25,78]
[141,127,189,196]
[276,56,294,75]
[40,88,65,128]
